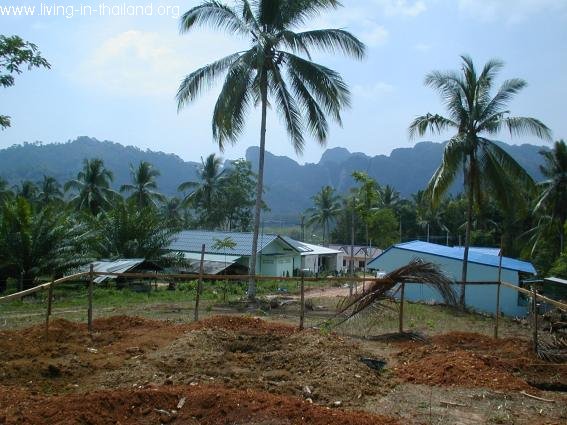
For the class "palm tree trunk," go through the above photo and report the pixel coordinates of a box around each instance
[461,170,473,309]
[248,69,268,301]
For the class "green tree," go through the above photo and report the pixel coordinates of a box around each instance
[306,185,342,245]
[409,55,551,307]
[160,197,187,230]
[0,177,14,202]
[177,0,365,299]
[1,35,50,129]
[15,180,39,204]
[178,153,226,228]
[89,201,176,260]
[65,158,118,215]
[37,175,63,207]
[0,198,91,290]
[219,159,258,231]
[120,161,165,209]
[534,140,567,253]
[352,171,381,248]
[380,185,400,209]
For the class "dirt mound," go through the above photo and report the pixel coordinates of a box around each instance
[94,317,390,407]
[188,315,298,335]
[0,316,190,392]
[0,385,400,425]
[394,332,565,391]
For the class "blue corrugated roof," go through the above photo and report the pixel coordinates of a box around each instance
[368,240,536,274]
[168,230,298,256]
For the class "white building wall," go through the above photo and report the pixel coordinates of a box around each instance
[369,248,527,317]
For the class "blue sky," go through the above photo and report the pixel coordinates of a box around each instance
[1,0,566,164]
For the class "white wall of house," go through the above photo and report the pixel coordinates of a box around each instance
[369,248,527,316]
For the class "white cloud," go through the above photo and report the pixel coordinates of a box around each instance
[458,0,567,23]
[374,0,428,17]
[414,42,432,52]
[361,24,390,46]
[76,29,244,96]
[353,81,395,99]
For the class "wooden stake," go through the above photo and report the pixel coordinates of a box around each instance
[532,284,538,353]
[45,279,54,340]
[299,272,305,330]
[194,244,205,322]
[88,264,94,333]
[399,282,405,334]
[494,249,503,339]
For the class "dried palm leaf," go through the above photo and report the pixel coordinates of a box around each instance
[334,259,457,327]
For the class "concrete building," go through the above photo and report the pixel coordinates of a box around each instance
[367,241,537,317]
[167,230,344,277]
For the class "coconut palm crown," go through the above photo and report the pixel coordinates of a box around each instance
[408,55,551,307]
[177,0,365,298]
[120,161,165,209]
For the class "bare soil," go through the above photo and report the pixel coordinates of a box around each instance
[0,315,565,424]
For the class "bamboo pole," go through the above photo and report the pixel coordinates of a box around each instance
[532,284,538,353]
[494,250,503,339]
[45,279,54,340]
[0,272,89,303]
[88,264,94,333]
[399,282,405,333]
[194,244,205,322]
[500,281,566,311]
[299,272,305,330]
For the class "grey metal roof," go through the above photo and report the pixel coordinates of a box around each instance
[168,230,299,256]
[368,241,536,274]
[282,237,342,256]
[545,277,567,286]
[83,259,147,283]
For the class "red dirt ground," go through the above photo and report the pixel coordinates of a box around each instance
[394,332,566,391]
[0,384,400,425]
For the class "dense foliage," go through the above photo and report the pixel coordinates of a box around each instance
[0,156,261,292]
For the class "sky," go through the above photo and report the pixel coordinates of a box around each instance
[1,0,566,164]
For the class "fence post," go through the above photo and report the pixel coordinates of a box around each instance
[532,284,538,353]
[88,264,94,333]
[299,271,305,330]
[194,244,205,322]
[45,278,54,340]
[399,282,405,334]
[494,250,503,339]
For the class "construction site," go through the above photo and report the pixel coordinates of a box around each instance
[0,269,566,424]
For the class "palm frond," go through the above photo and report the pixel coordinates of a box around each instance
[335,259,456,325]
[427,137,465,205]
[283,29,365,59]
[177,53,241,110]
[179,1,248,35]
[504,117,553,141]
[408,113,457,139]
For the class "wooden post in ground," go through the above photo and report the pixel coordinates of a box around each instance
[45,279,54,340]
[299,272,305,331]
[399,282,405,334]
[494,250,503,339]
[88,264,94,333]
[532,284,538,353]
[194,244,205,322]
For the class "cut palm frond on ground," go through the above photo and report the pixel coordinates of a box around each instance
[333,259,457,327]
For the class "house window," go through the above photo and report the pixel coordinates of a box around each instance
[359,261,365,268]
[343,260,347,267]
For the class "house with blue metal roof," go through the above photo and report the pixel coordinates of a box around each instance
[367,240,537,316]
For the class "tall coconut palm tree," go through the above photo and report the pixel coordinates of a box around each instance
[177,0,365,299]
[64,158,118,215]
[409,55,551,307]
[380,185,400,209]
[37,175,63,207]
[306,185,342,245]
[120,161,165,209]
[534,140,567,253]
[178,153,226,227]
[15,180,39,204]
